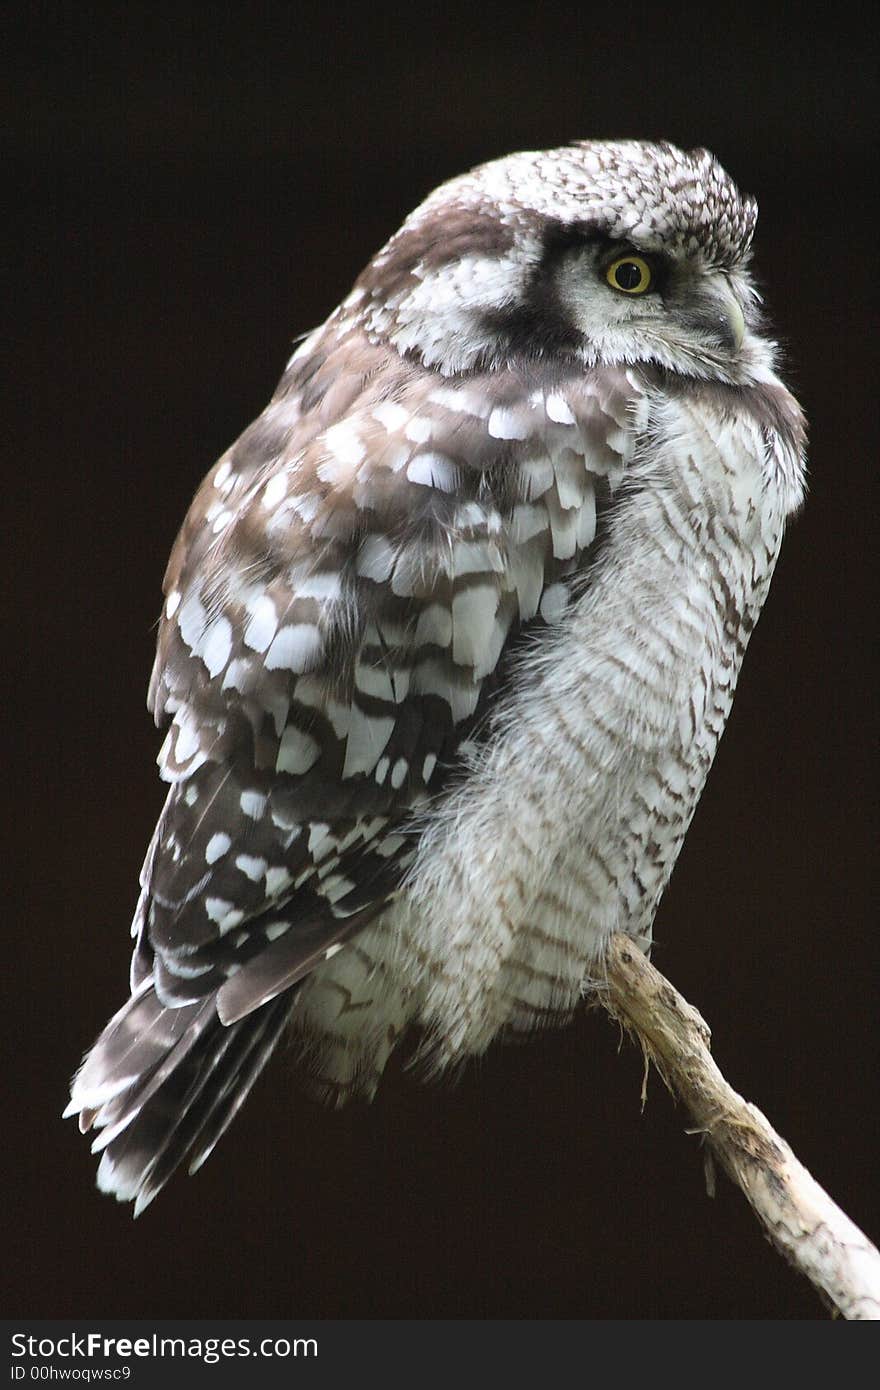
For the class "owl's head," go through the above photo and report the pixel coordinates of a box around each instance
[350,141,772,385]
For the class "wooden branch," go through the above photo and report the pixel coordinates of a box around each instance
[597,933,880,1320]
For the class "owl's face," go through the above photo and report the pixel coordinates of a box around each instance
[351,140,771,386]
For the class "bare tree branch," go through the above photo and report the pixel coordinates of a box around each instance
[597,933,880,1320]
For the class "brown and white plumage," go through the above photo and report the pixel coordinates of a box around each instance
[67,140,806,1212]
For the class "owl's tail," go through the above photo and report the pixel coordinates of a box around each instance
[65,980,292,1215]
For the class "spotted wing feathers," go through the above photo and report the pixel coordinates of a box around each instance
[68,325,640,1205]
[142,339,638,1012]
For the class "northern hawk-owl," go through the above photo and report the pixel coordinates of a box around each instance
[67,141,806,1212]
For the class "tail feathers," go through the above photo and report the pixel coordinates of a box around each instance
[117,994,292,1213]
[65,981,215,1141]
[66,983,292,1215]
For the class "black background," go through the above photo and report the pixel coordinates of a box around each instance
[5,4,877,1320]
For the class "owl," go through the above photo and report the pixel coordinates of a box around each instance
[67,141,806,1213]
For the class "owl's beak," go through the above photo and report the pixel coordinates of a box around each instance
[721,291,746,353]
[683,285,746,354]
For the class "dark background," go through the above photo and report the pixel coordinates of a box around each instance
[4,4,877,1320]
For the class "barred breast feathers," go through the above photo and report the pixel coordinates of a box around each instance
[385,376,805,1062]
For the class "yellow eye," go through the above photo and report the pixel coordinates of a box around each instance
[606,256,653,295]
